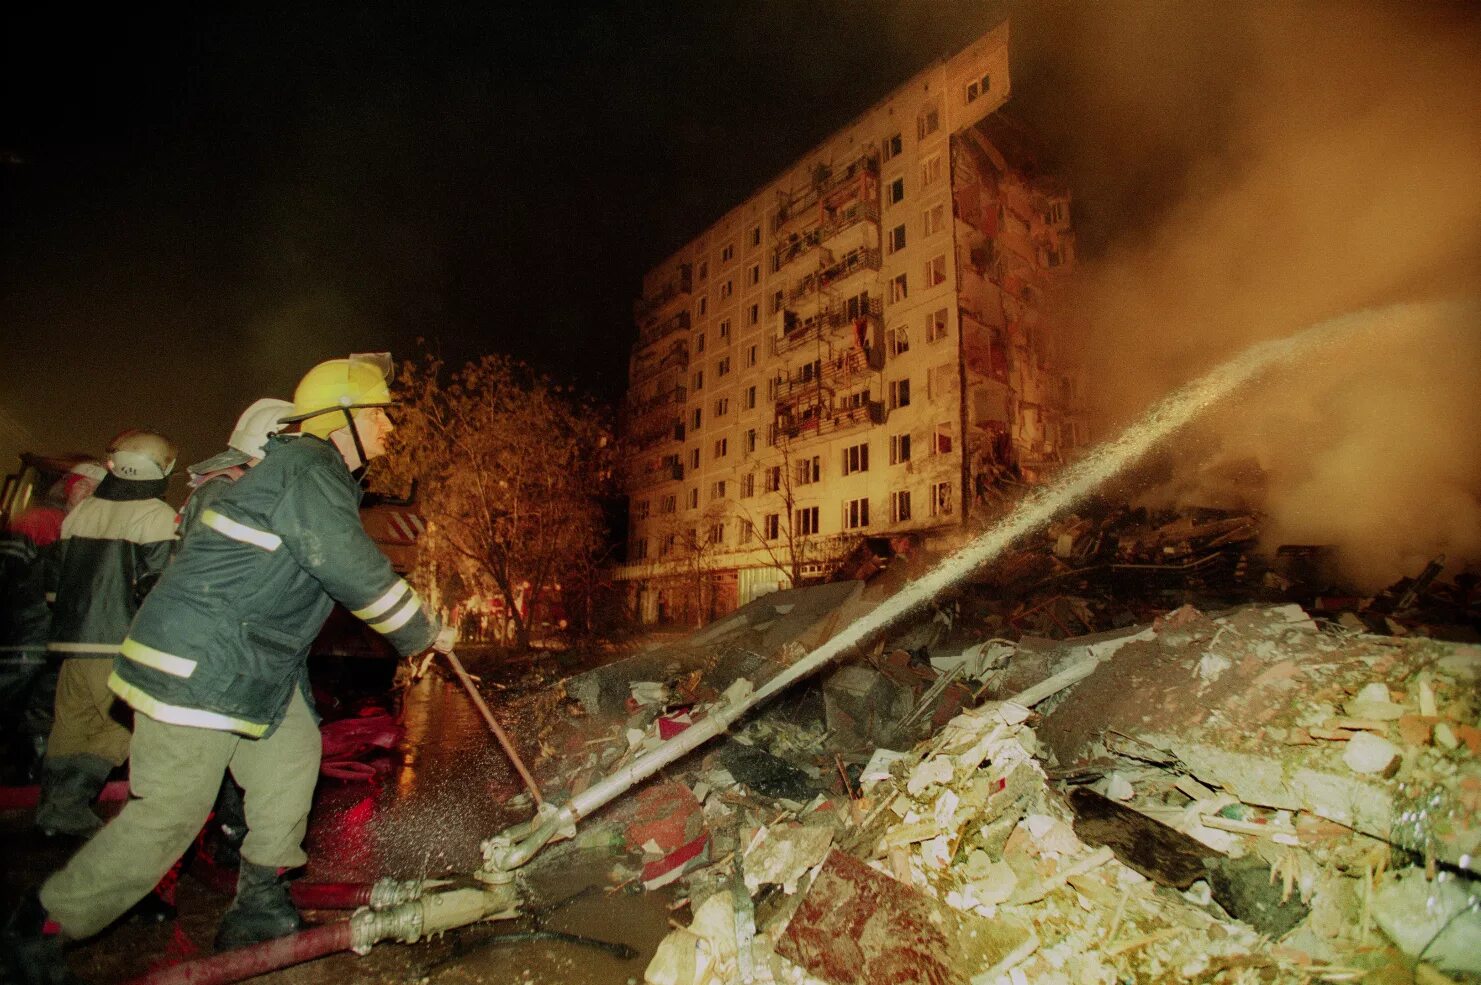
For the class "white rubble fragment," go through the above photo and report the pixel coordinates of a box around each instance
[630,681,668,706]
[1104,773,1134,801]
[1197,650,1232,683]
[906,756,955,796]
[1416,674,1438,717]
[644,928,712,985]
[1371,868,1481,975]
[1344,682,1405,721]
[858,748,908,792]
[933,788,960,828]
[1434,722,1459,749]
[743,826,834,895]
[1343,731,1400,775]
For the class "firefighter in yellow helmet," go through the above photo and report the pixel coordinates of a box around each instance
[7,355,455,978]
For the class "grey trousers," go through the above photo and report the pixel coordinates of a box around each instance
[41,690,320,938]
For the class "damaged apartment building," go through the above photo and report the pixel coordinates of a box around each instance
[617,22,1084,625]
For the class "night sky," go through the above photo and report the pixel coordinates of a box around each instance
[4,1,1475,478]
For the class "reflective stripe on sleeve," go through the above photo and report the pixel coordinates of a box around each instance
[108,673,267,737]
[352,581,410,621]
[201,509,282,552]
[368,594,421,634]
[47,642,123,655]
[120,638,198,678]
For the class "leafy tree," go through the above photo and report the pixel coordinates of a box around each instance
[376,353,616,650]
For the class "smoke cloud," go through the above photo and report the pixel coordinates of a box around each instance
[1031,2,1481,590]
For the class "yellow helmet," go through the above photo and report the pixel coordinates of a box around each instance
[281,353,394,439]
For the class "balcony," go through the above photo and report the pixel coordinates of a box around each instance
[636,309,691,350]
[773,295,883,357]
[772,150,880,232]
[770,398,886,444]
[783,247,881,306]
[770,347,881,404]
[627,384,686,419]
[630,337,690,386]
[772,199,881,273]
[633,264,693,324]
[627,459,684,491]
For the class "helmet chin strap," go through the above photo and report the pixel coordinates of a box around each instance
[342,407,370,482]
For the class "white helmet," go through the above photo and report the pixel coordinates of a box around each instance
[107,430,178,481]
[188,397,295,476]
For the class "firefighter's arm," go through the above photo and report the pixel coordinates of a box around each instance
[273,462,441,657]
[131,502,177,603]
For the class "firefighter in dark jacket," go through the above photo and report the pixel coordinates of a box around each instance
[3,355,454,982]
[34,432,178,838]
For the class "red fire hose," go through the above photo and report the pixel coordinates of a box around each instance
[124,921,352,985]
[289,882,373,909]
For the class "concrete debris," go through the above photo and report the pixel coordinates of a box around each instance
[1369,867,1481,976]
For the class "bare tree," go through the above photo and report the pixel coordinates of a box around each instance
[734,433,817,588]
[376,354,616,651]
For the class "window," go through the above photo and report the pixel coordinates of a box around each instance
[750,225,762,247]
[889,377,911,409]
[770,289,784,313]
[720,318,732,340]
[708,522,725,545]
[631,538,648,561]
[744,428,757,454]
[717,356,731,377]
[926,254,947,287]
[739,522,753,544]
[930,481,952,516]
[796,455,821,485]
[696,332,706,354]
[923,203,946,237]
[714,437,728,459]
[926,307,949,342]
[691,408,702,431]
[688,448,700,470]
[883,132,903,161]
[888,223,907,254]
[697,296,708,317]
[744,384,757,409]
[697,260,708,281]
[660,494,677,514]
[719,280,734,299]
[928,364,955,400]
[891,489,912,523]
[844,497,870,530]
[887,325,909,357]
[890,433,911,465]
[714,397,729,417]
[918,103,940,139]
[933,424,953,455]
[921,154,943,186]
[721,243,734,263]
[741,472,755,498]
[795,506,820,536]
[889,273,908,304]
[842,442,869,475]
[1044,201,1066,225]
[693,369,704,391]
[710,480,727,500]
[687,487,699,510]
[660,533,675,556]
[633,499,650,521]
[765,466,781,493]
[763,513,780,540]
[965,73,991,103]
[888,178,905,205]
[748,263,761,286]
[747,303,759,326]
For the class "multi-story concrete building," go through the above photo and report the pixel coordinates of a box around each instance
[617,22,1084,624]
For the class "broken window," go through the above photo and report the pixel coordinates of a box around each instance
[921,154,943,187]
[965,73,990,103]
[890,433,911,465]
[926,307,949,342]
[889,273,908,304]
[889,377,911,409]
[888,325,909,357]
[796,455,821,485]
[930,481,952,516]
[917,103,940,139]
[926,254,947,287]
[888,177,905,205]
[844,497,870,530]
[928,364,955,399]
[934,424,953,455]
[842,442,869,475]
[892,489,911,522]
[922,203,946,238]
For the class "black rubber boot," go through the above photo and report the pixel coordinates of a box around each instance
[0,890,85,985]
[34,755,111,838]
[214,862,303,952]
[205,779,247,869]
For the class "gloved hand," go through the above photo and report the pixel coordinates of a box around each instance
[432,624,458,654]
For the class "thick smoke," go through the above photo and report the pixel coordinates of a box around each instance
[1035,2,1481,590]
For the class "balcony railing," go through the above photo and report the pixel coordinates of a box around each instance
[627,459,684,491]
[630,337,690,386]
[770,399,886,443]
[772,150,880,232]
[770,347,879,402]
[627,384,686,418]
[773,295,883,356]
[771,199,881,273]
[636,309,691,350]
[633,264,693,324]
[784,247,881,305]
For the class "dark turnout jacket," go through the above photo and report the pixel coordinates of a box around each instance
[48,476,177,659]
[111,434,439,738]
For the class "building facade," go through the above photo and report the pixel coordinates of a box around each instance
[617,22,1084,624]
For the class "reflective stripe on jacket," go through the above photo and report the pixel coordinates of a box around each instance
[112,434,439,737]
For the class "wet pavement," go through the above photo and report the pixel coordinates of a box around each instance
[1,645,676,984]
